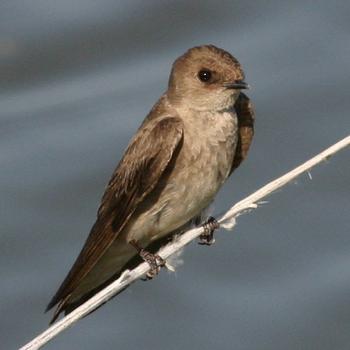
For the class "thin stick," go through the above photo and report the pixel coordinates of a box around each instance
[19,135,350,350]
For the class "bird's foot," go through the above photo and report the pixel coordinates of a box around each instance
[130,240,166,279]
[198,216,220,246]
[140,249,165,279]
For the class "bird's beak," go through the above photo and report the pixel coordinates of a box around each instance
[223,81,250,90]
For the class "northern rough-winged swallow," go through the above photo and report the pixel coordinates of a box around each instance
[47,45,254,323]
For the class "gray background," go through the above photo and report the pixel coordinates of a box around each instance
[1,1,349,349]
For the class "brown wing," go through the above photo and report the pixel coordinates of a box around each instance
[47,117,184,312]
[230,92,255,174]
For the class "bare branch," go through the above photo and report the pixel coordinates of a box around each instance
[19,135,350,350]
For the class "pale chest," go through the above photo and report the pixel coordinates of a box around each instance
[130,111,238,240]
[182,110,238,184]
[164,110,239,219]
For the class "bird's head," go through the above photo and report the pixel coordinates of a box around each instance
[168,45,249,111]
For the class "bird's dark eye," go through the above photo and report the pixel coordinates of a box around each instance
[198,69,212,82]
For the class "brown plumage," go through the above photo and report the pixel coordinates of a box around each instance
[47,117,184,321]
[231,93,255,173]
[47,45,255,323]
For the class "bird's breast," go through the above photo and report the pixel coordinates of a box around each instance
[156,110,238,232]
[181,110,238,185]
[126,110,238,243]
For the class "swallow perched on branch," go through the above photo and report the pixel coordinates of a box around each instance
[47,45,254,323]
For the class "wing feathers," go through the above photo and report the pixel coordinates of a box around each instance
[47,117,184,312]
[231,92,255,173]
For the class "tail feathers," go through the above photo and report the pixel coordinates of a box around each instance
[48,294,71,324]
[46,231,176,324]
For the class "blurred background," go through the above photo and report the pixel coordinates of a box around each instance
[1,1,349,349]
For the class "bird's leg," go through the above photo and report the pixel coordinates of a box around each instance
[198,216,220,246]
[129,240,165,279]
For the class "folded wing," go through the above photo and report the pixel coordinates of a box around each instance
[231,92,255,173]
[47,117,184,318]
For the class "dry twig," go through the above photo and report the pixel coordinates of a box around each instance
[19,135,350,350]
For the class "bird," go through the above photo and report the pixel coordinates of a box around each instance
[47,44,255,323]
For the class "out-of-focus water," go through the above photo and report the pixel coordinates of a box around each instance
[1,1,349,349]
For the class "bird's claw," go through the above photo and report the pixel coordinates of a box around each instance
[140,249,166,279]
[129,239,166,280]
[198,216,220,246]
